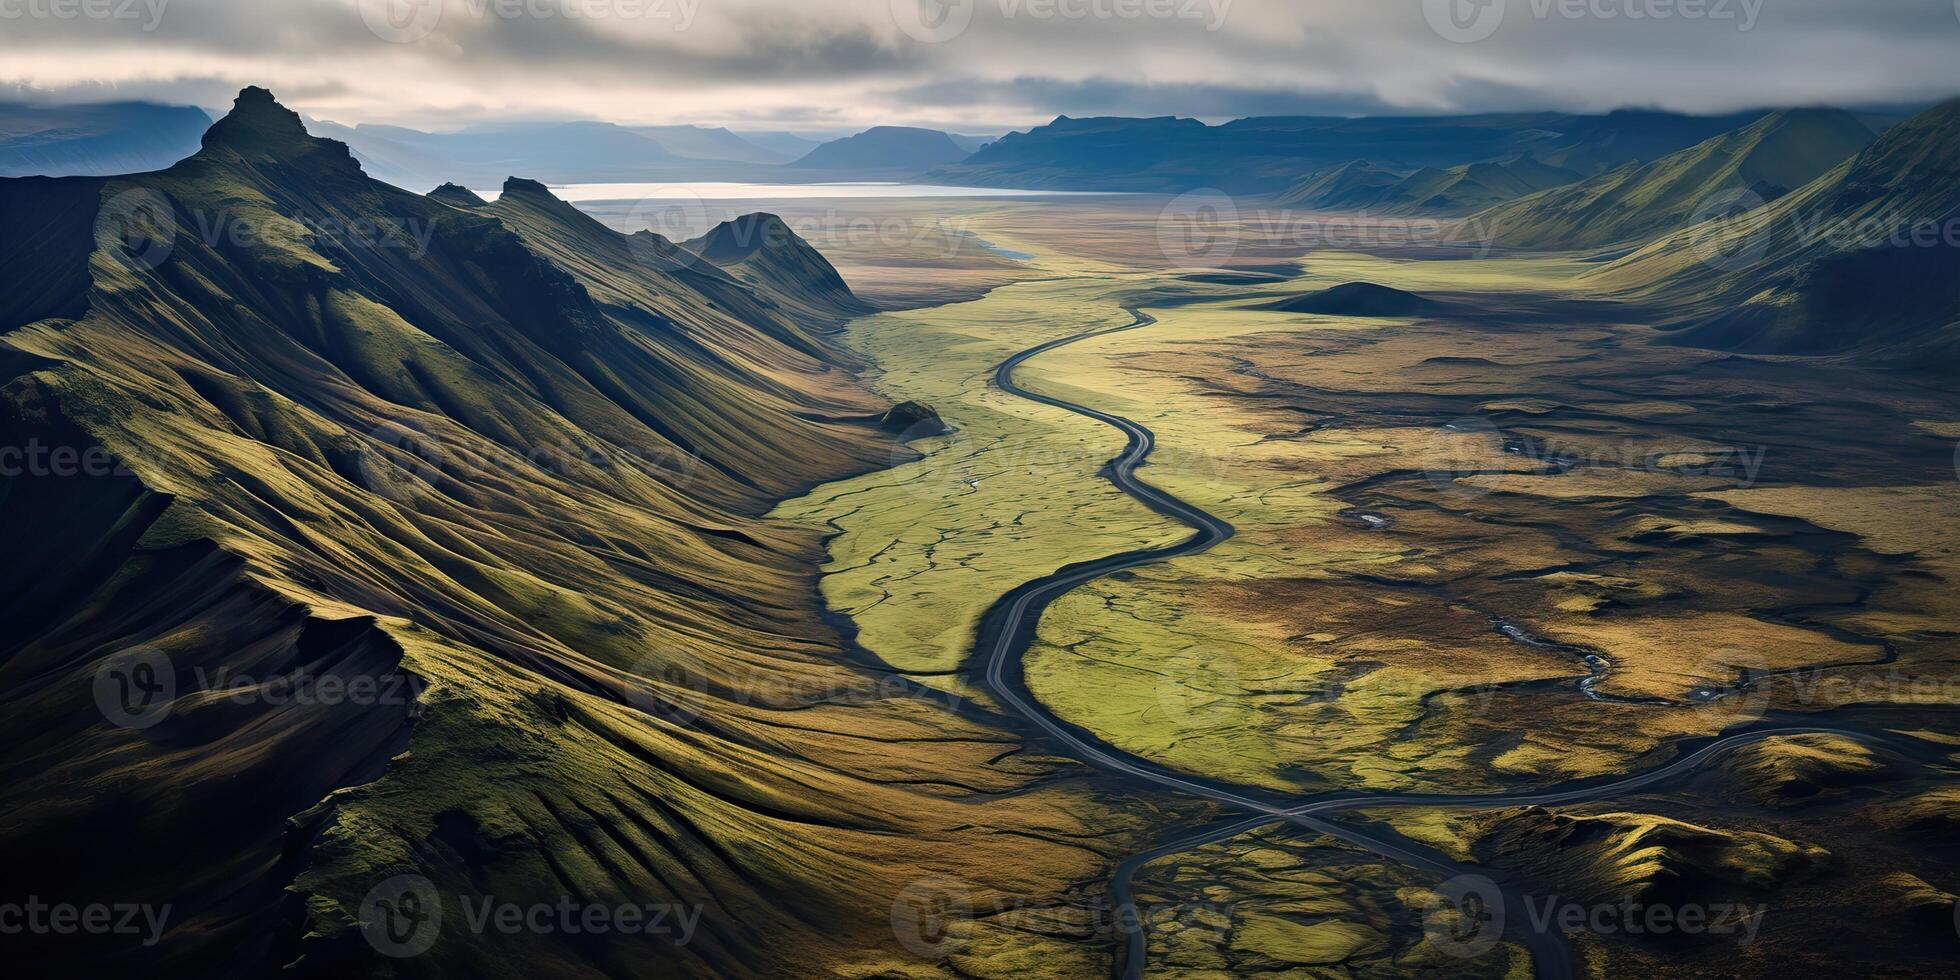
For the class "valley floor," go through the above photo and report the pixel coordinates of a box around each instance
[771,199,1960,977]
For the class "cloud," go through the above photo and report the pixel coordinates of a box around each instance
[0,0,1955,129]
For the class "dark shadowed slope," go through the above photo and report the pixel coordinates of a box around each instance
[0,101,210,177]
[0,88,1089,978]
[1590,98,1960,367]
[1262,281,1454,317]
[1475,109,1877,249]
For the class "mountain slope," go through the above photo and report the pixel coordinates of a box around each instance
[788,126,972,173]
[1280,156,1581,213]
[1273,161,1405,208]
[1589,99,1960,366]
[0,101,211,177]
[0,88,1094,977]
[1475,109,1876,249]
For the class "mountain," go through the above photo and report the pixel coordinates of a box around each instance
[0,87,1038,976]
[931,109,1765,193]
[1278,155,1581,213]
[0,101,210,177]
[1473,109,1877,249]
[788,126,974,173]
[684,213,873,322]
[627,124,797,164]
[739,130,824,160]
[1589,98,1960,367]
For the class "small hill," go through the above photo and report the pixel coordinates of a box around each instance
[0,100,210,177]
[1716,733,1890,807]
[1589,97,1960,368]
[1474,109,1876,249]
[789,126,972,173]
[1265,282,1452,317]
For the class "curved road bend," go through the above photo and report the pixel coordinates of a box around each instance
[969,307,1887,980]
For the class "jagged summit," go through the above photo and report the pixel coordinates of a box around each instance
[427,182,488,206]
[502,175,555,197]
[196,86,355,169]
[691,212,798,263]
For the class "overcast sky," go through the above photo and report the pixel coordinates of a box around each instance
[4,0,1959,134]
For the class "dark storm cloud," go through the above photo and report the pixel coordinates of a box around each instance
[885,77,1404,121]
[0,0,1957,128]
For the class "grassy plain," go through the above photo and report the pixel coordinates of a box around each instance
[772,197,1960,975]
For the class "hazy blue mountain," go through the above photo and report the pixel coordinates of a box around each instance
[0,101,210,177]
[740,130,825,160]
[790,126,974,173]
[627,124,796,164]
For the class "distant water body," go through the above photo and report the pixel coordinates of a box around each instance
[470,181,1106,203]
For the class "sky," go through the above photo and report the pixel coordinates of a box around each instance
[4,0,1960,135]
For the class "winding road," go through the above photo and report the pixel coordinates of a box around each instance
[966,306,1891,980]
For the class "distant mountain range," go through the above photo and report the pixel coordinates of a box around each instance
[929,110,1769,193]
[0,101,210,177]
